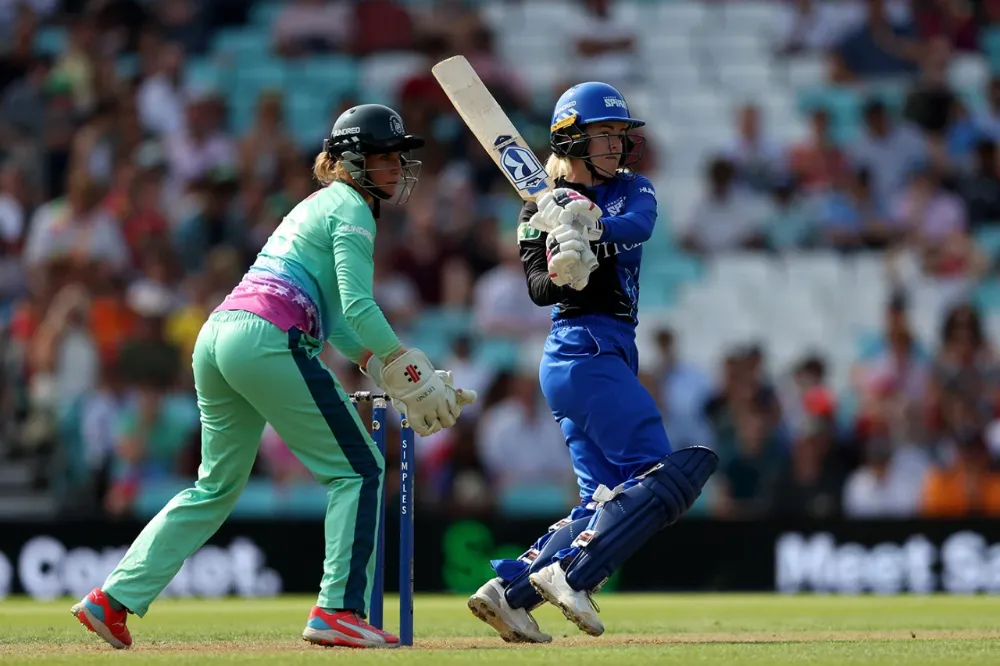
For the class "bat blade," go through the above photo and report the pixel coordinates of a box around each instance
[432,55,553,202]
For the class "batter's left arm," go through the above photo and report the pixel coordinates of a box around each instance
[597,179,658,245]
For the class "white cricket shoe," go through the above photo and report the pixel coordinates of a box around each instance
[468,578,552,643]
[529,563,604,637]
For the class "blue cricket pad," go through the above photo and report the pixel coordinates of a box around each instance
[491,505,595,610]
[563,446,718,592]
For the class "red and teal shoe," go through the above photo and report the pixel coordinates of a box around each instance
[70,588,133,649]
[302,607,401,648]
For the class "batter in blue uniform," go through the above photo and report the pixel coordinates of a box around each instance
[467,82,718,643]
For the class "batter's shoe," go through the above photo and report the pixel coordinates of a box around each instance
[302,607,401,648]
[529,563,604,637]
[71,588,133,649]
[468,577,552,643]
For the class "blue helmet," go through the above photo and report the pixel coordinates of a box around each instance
[549,82,646,173]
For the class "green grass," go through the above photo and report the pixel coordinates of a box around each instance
[1,594,998,664]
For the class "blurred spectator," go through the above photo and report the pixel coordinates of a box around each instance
[925,304,1000,436]
[137,40,186,138]
[473,236,551,339]
[764,180,817,250]
[238,92,299,188]
[921,392,1000,516]
[0,162,28,251]
[352,0,414,56]
[778,355,836,440]
[776,0,867,55]
[913,0,980,52]
[771,416,846,518]
[902,36,955,136]
[104,386,199,517]
[831,0,921,82]
[24,168,129,274]
[975,77,1000,140]
[0,6,39,93]
[842,430,927,517]
[891,168,986,287]
[153,0,208,56]
[569,0,639,85]
[372,245,420,331]
[956,139,1000,229]
[713,406,786,519]
[725,104,786,194]
[475,369,575,517]
[1,54,50,141]
[854,293,930,424]
[273,0,352,58]
[820,167,896,251]
[680,158,768,254]
[52,15,99,115]
[787,108,848,195]
[165,91,237,198]
[442,336,494,419]
[848,99,926,209]
[653,328,714,451]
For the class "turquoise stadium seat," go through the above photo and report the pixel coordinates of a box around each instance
[285,56,359,107]
[473,338,520,371]
[213,28,269,60]
[116,54,139,80]
[975,280,1000,311]
[975,227,1000,262]
[287,91,333,150]
[983,28,1000,73]
[34,27,67,55]
[250,1,284,27]
[185,57,224,91]
[797,86,862,144]
[234,60,286,95]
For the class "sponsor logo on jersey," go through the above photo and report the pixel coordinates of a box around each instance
[517,222,542,242]
[604,97,627,109]
[341,224,374,242]
[605,197,625,216]
[639,186,655,196]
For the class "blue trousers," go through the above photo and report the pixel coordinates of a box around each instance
[493,315,673,608]
[540,315,673,501]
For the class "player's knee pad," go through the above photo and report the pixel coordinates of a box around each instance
[492,508,595,610]
[563,446,718,592]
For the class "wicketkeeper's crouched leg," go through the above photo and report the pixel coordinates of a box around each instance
[103,313,266,617]
[224,320,384,615]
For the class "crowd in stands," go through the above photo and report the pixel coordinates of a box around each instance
[3,0,1000,522]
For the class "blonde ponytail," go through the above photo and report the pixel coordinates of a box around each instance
[544,154,574,180]
[312,151,353,186]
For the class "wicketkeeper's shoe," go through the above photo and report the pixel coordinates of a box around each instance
[468,577,552,643]
[70,588,133,649]
[529,562,604,637]
[302,607,401,648]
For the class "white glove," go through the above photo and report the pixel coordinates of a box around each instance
[546,222,599,290]
[363,352,477,436]
[530,188,604,242]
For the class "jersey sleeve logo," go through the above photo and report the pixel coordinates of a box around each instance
[517,222,542,242]
[341,223,374,242]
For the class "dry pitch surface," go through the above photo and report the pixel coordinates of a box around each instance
[2,594,998,664]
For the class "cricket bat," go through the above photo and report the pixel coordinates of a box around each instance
[432,55,554,202]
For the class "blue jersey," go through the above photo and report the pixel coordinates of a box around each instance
[517,173,657,327]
